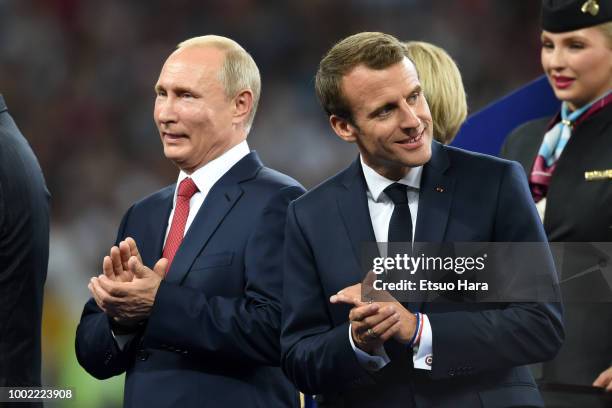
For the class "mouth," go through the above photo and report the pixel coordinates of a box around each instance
[395,128,425,150]
[551,75,575,90]
[162,132,188,142]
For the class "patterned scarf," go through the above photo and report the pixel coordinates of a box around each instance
[529,91,612,202]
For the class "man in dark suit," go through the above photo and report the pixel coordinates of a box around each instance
[281,32,564,407]
[0,94,49,406]
[75,36,303,408]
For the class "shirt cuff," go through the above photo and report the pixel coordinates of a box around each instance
[413,313,432,370]
[112,331,136,351]
[348,323,390,371]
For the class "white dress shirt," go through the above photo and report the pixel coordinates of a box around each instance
[113,141,250,349]
[164,141,250,245]
[349,156,433,371]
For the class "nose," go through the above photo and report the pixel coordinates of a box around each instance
[399,100,421,131]
[155,96,178,125]
[545,47,566,72]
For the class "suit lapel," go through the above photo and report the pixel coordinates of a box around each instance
[142,187,174,269]
[336,158,377,283]
[164,152,262,284]
[415,142,455,243]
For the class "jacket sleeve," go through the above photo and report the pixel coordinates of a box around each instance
[280,201,375,394]
[141,185,305,366]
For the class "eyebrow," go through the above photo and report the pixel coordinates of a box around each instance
[367,85,423,118]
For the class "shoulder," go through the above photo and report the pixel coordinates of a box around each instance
[501,117,551,156]
[444,144,520,175]
[290,165,350,213]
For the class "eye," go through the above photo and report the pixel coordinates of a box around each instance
[407,92,420,105]
[541,41,554,50]
[569,41,585,50]
[372,104,395,118]
[156,89,167,97]
[180,92,194,99]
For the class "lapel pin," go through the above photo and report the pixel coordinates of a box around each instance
[435,186,445,193]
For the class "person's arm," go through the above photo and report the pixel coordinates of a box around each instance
[281,201,377,395]
[142,185,305,365]
[75,206,140,379]
[427,161,564,380]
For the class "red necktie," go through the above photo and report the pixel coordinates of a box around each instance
[163,177,199,271]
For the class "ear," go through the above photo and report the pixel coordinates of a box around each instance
[330,115,358,143]
[231,89,253,127]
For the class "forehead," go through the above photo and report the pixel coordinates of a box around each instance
[156,46,225,88]
[541,27,605,43]
[341,58,420,113]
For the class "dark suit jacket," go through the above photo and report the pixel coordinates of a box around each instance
[0,95,49,402]
[76,152,304,408]
[281,142,564,408]
[501,105,612,386]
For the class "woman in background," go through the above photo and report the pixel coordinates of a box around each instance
[405,41,467,145]
[501,0,612,395]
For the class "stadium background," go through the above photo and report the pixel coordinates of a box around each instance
[0,1,546,406]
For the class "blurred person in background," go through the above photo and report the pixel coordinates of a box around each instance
[0,94,50,407]
[405,41,468,145]
[501,0,612,397]
[75,35,303,408]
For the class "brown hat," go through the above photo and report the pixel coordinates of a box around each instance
[541,0,612,32]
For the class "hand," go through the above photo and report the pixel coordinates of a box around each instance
[348,302,400,354]
[103,237,143,282]
[331,283,418,347]
[89,256,167,326]
[593,366,612,392]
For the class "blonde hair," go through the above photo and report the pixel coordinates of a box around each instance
[405,41,467,144]
[595,21,612,47]
[178,35,261,132]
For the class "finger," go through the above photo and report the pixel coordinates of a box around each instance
[89,278,109,311]
[377,319,401,342]
[331,292,365,306]
[593,369,612,388]
[369,312,401,341]
[119,240,131,271]
[125,237,142,263]
[349,303,380,322]
[358,305,397,329]
[129,256,148,278]
[110,246,123,277]
[103,256,114,279]
[97,274,128,298]
[153,258,169,278]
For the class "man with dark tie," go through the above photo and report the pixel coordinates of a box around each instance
[0,94,49,408]
[280,32,564,407]
[75,35,303,408]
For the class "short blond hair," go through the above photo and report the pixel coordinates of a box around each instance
[178,35,261,132]
[405,41,467,144]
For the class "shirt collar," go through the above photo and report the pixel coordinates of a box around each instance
[360,155,422,202]
[175,140,250,200]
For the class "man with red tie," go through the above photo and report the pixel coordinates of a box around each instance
[75,35,303,408]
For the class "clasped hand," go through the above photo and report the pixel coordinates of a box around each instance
[330,279,417,354]
[88,237,168,328]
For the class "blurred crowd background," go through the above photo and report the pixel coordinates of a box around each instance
[0,0,544,406]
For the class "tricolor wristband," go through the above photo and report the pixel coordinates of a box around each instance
[407,312,421,348]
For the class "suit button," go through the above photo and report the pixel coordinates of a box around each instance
[448,369,455,376]
[182,350,188,355]
[136,349,150,361]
